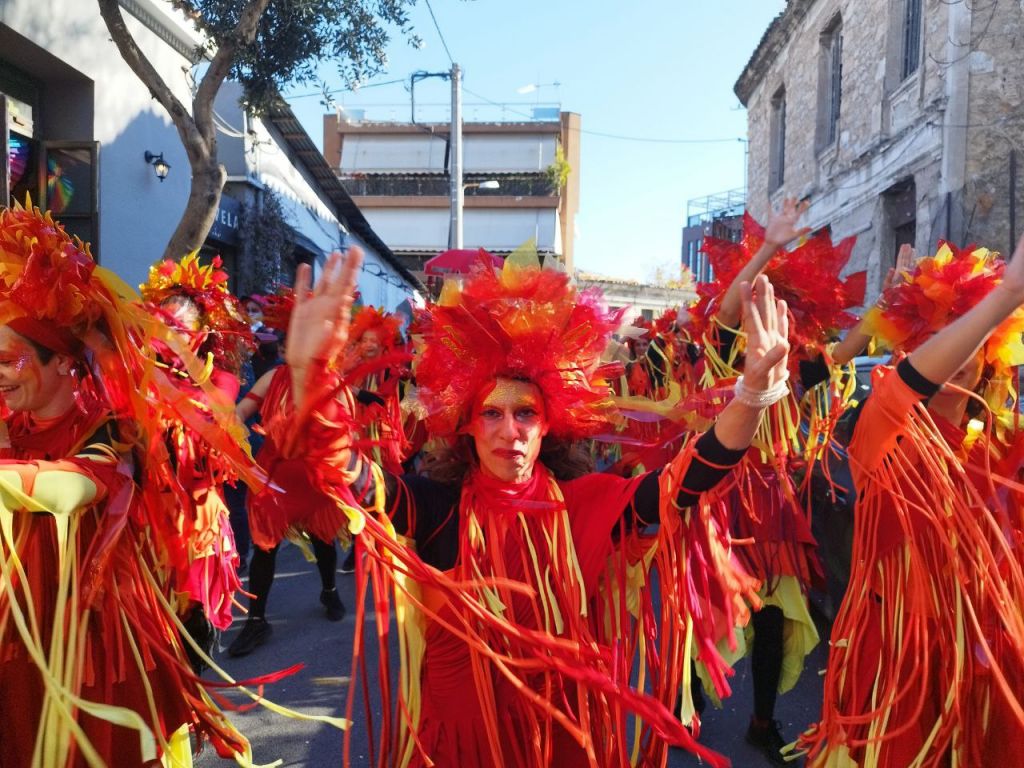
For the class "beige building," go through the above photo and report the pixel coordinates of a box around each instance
[736,0,1024,301]
[323,111,581,274]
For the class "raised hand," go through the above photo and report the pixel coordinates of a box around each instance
[763,197,811,249]
[740,275,790,392]
[285,247,364,375]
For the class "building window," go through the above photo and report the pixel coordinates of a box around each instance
[769,87,786,193]
[901,0,923,80]
[641,308,654,322]
[817,17,842,150]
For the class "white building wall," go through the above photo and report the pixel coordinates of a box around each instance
[3,2,416,304]
[2,0,201,286]
[341,133,557,174]
[364,207,559,253]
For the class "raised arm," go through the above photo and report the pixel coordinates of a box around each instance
[717,198,810,328]
[909,234,1024,385]
[286,249,363,407]
[714,274,791,449]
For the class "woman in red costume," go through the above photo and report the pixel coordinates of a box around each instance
[693,198,866,763]
[227,287,349,657]
[266,245,796,767]
[799,239,1024,767]
[0,206,263,767]
[140,254,255,666]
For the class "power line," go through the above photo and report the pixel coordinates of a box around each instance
[462,87,743,145]
[287,77,408,100]
[423,0,455,65]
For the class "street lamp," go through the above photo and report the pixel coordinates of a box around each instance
[144,151,170,182]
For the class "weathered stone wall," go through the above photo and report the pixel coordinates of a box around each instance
[738,0,1024,302]
[962,1,1024,257]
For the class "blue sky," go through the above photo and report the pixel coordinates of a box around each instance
[283,0,787,281]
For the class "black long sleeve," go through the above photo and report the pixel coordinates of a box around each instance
[632,427,746,525]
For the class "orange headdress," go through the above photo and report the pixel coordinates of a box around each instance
[691,212,866,350]
[863,242,1024,376]
[414,248,624,439]
[142,252,255,373]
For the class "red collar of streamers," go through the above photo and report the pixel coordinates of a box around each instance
[690,212,866,350]
[415,251,624,439]
[863,242,1024,374]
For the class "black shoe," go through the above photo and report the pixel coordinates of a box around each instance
[320,588,346,621]
[339,548,356,574]
[746,717,788,766]
[181,606,217,674]
[227,617,272,657]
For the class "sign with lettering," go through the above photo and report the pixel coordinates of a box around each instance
[208,195,242,245]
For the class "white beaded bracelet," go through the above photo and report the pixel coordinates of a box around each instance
[733,373,791,408]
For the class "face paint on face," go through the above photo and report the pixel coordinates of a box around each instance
[467,377,549,484]
[0,326,66,413]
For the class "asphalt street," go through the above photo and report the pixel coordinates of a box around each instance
[197,542,828,767]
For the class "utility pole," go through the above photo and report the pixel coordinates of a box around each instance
[449,63,463,249]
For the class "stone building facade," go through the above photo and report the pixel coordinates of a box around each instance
[736,0,1024,301]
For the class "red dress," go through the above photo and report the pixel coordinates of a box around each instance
[0,394,249,767]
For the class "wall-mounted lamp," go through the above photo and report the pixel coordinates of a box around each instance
[144,151,171,182]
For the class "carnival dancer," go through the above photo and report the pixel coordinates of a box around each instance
[692,199,866,763]
[141,254,256,668]
[0,205,265,767]
[268,245,797,767]
[338,304,410,576]
[228,287,348,657]
[798,239,1024,767]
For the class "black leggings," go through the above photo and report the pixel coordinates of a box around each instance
[247,537,338,618]
[751,605,785,721]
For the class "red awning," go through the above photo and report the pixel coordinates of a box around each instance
[424,248,503,276]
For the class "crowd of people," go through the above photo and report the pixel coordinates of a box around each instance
[0,196,1022,768]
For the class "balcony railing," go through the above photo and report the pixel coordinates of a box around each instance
[341,173,558,198]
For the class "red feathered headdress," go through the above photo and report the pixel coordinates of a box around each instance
[863,242,1024,375]
[142,253,255,373]
[349,305,403,352]
[256,286,295,335]
[690,212,866,349]
[414,249,624,439]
